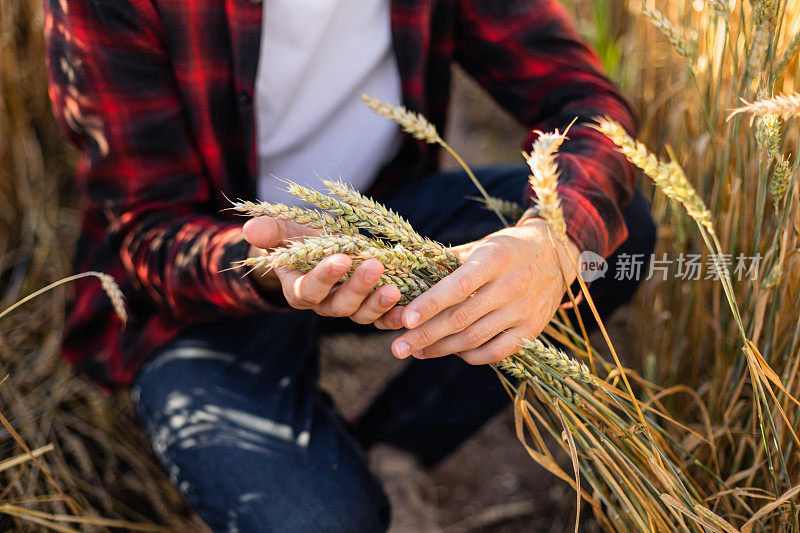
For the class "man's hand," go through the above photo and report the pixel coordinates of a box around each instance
[243,216,401,323]
[375,218,580,365]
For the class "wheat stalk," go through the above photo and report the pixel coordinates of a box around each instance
[96,273,128,325]
[498,355,581,405]
[276,180,458,268]
[227,114,710,531]
[749,0,779,75]
[519,338,594,385]
[247,234,433,272]
[380,266,436,303]
[750,29,772,75]
[251,235,369,271]
[284,181,373,227]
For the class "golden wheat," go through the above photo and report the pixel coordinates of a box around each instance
[525,130,568,239]
[730,92,800,122]
[593,117,715,235]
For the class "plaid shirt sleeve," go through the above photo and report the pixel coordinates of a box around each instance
[45,0,269,321]
[454,0,638,258]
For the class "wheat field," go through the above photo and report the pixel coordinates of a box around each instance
[2,0,800,531]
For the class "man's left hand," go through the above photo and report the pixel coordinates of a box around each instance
[374,218,580,364]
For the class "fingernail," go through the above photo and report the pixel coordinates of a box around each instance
[394,341,410,358]
[380,295,395,306]
[405,310,420,328]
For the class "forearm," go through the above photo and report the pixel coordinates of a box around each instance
[117,212,270,320]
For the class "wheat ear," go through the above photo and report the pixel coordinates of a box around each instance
[754,114,782,159]
[320,178,459,268]
[362,94,509,226]
[0,271,127,324]
[640,6,697,61]
[748,0,779,75]
[776,30,800,77]
[519,338,594,385]
[229,199,358,235]
[769,156,792,209]
[593,116,715,235]
[246,234,432,272]
[525,130,568,239]
[498,338,595,405]
[242,238,436,305]
[474,196,526,220]
[728,92,800,123]
[361,94,442,143]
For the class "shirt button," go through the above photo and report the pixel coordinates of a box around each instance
[238,91,252,105]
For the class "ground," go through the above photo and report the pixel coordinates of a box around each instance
[319,331,584,533]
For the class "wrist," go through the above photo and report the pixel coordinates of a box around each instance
[517,217,581,287]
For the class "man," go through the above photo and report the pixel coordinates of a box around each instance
[45,0,655,530]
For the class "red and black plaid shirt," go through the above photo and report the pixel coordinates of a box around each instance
[44,0,637,392]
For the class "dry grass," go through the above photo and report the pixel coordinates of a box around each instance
[0,1,204,530]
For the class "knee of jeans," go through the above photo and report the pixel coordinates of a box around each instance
[227,479,390,533]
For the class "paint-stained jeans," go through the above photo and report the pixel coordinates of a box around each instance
[132,166,656,532]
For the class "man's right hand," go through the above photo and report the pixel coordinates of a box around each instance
[243,216,402,325]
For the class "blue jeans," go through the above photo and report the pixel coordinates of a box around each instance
[132,166,656,532]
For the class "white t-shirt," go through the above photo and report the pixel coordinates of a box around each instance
[254,0,402,205]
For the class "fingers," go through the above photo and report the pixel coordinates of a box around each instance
[243,216,322,249]
[374,305,405,330]
[277,256,403,324]
[279,254,351,308]
[349,284,401,325]
[458,327,526,365]
[317,259,384,317]
[392,282,503,357]
[396,308,513,359]
[400,252,496,330]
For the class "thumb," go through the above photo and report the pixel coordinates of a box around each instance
[242,216,322,250]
